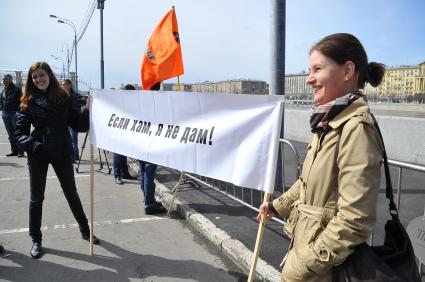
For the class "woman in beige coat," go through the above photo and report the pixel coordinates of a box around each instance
[257,33,386,281]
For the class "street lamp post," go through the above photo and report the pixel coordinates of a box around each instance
[49,15,78,94]
[97,0,105,89]
[51,55,66,80]
[62,42,70,78]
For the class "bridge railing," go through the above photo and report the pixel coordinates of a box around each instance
[181,138,302,225]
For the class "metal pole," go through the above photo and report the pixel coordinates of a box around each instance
[66,47,70,78]
[51,55,66,81]
[248,2,287,278]
[270,0,286,100]
[98,0,105,89]
[74,32,79,93]
[270,0,286,191]
[62,61,65,81]
[50,16,78,92]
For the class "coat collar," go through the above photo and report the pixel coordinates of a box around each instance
[5,82,15,90]
[328,96,370,129]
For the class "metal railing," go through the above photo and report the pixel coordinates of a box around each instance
[184,138,302,227]
[386,159,425,274]
[387,159,425,211]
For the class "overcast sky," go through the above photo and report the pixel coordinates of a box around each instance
[1,0,424,90]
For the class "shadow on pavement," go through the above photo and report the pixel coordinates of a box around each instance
[1,240,247,282]
[0,161,25,168]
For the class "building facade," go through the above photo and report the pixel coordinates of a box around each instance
[284,73,312,100]
[162,83,192,92]
[1,69,77,90]
[378,61,425,100]
[283,60,425,102]
[162,79,268,95]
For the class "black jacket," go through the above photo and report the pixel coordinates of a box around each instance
[15,90,89,161]
[70,89,86,107]
[1,82,22,112]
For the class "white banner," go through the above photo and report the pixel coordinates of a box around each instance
[90,89,284,193]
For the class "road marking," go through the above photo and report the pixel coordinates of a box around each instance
[0,217,166,235]
[0,175,90,181]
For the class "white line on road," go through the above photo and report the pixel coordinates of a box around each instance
[0,175,90,181]
[0,217,165,235]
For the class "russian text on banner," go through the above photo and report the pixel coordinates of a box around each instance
[90,90,284,193]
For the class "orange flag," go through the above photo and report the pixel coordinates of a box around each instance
[141,7,184,90]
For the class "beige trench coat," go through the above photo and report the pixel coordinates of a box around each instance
[273,97,383,282]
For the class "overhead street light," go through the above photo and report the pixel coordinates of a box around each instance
[49,14,78,94]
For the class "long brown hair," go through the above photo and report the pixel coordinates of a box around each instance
[310,33,385,88]
[21,61,69,109]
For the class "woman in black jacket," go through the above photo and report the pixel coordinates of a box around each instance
[15,61,99,259]
[61,79,85,162]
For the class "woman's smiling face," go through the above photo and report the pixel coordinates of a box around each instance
[31,68,50,92]
[306,50,346,105]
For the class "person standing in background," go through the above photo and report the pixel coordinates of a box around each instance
[115,83,166,214]
[1,74,24,157]
[61,79,85,162]
[139,82,166,215]
[112,84,138,185]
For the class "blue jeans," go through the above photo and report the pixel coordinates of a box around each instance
[139,161,157,207]
[112,153,128,178]
[69,128,79,161]
[1,111,20,154]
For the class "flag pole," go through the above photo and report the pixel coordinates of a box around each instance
[177,76,181,93]
[167,171,185,216]
[247,192,271,282]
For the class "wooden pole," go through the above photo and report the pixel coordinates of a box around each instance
[177,76,181,93]
[167,171,185,216]
[89,142,94,255]
[247,192,271,282]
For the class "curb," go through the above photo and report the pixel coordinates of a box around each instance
[155,180,282,282]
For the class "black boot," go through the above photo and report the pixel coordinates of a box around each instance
[145,201,167,215]
[115,176,124,185]
[81,231,100,245]
[30,242,43,259]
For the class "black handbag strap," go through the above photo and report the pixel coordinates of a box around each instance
[332,113,399,220]
[369,114,399,220]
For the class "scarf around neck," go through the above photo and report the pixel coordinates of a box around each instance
[310,92,364,134]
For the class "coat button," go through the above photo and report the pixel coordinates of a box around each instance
[319,249,328,259]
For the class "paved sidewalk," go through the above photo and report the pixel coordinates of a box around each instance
[0,126,247,282]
